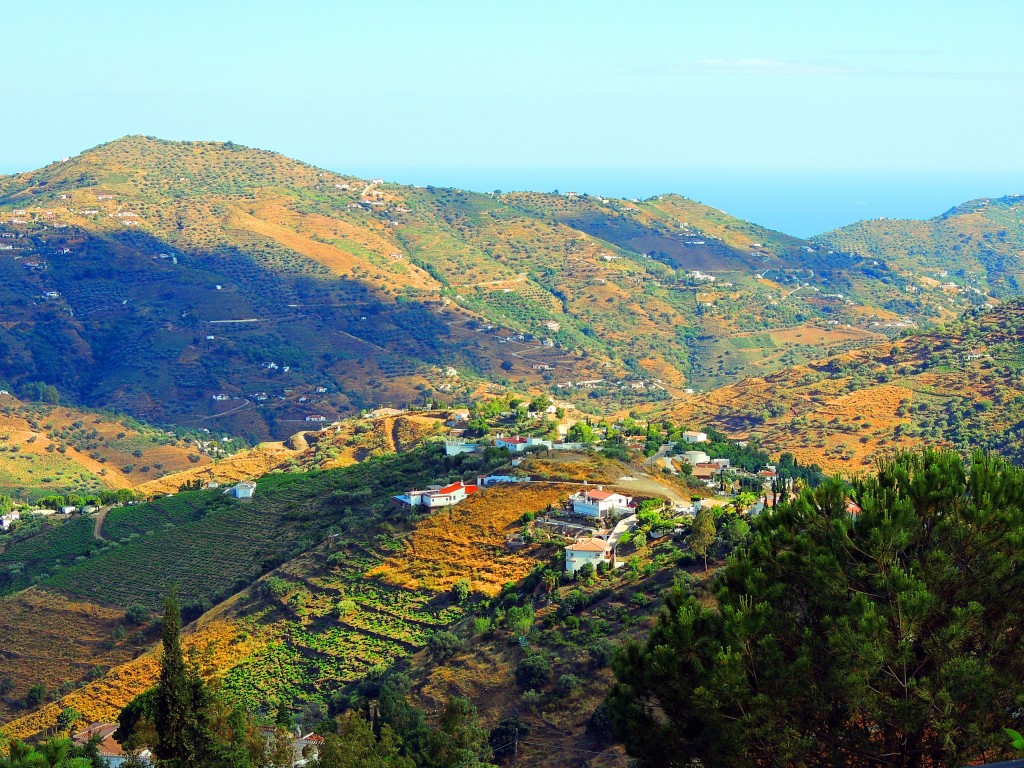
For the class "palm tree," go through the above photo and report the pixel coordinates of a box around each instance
[0,737,91,768]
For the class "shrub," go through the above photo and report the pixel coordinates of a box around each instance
[428,630,464,660]
[515,654,552,690]
[124,603,150,625]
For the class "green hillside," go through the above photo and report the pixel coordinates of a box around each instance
[0,136,933,439]
[815,194,1024,318]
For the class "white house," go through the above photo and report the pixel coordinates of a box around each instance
[445,438,481,456]
[393,480,478,508]
[0,511,19,531]
[682,431,708,443]
[60,505,77,515]
[569,487,633,518]
[565,538,616,574]
[230,481,256,499]
[496,436,552,452]
[496,436,530,452]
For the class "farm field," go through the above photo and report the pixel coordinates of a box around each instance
[2,451,561,735]
[0,516,99,592]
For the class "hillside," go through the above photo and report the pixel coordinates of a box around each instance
[815,194,1024,317]
[0,394,226,501]
[0,437,699,760]
[666,300,1024,473]
[0,136,940,440]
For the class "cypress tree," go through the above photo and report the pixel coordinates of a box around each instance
[688,506,716,570]
[153,590,214,768]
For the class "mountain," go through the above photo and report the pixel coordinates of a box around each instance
[665,299,1024,473]
[815,193,1024,317]
[0,136,945,442]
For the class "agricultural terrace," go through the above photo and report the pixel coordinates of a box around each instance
[41,443,509,610]
[369,482,575,595]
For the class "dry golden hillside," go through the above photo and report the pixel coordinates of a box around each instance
[667,301,1024,473]
[369,483,576,595]
[135,412,446,494]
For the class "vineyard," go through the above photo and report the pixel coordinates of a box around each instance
[219,536,472,714]
[0,516,98,591]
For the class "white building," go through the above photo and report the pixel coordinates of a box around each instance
[445,438,481,456]
[569,487,633,518]
[565,538,616,574]
[0,511,19,531]
[495,436,552,452]
[682,450,710,465]
[393,480,477,508]
[230,481,256,499]
[682,431,708,443]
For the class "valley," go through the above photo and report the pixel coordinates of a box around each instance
[1,137,1024,768]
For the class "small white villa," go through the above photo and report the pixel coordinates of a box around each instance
[394,480,478,509]
[568,487,634,518]
[565,538,616,574]
[682,431,708,443]
[495,436,553,452]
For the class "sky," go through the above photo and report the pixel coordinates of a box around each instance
[1,0,1022,235]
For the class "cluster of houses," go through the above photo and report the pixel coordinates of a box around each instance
[444,434,586,457]
[71,722,323,768]
[1,501,105,531]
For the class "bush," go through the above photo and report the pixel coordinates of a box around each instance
[124,603,150,625]
[25,684,46,708]
[515,654,552,690]
[428,630,464,660]
[451,578,471,603]
[556,674,582,698]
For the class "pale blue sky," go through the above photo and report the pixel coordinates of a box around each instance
[1,0,1022,234]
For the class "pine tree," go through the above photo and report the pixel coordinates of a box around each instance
[608,449,1024,768]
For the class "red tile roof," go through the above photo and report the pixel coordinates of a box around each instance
[585,489,614,500]
[499,436,528,444]
[567,538,611,552]
[435,481,467,494]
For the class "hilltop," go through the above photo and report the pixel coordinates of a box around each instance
[666,299,1024,473]
[0,136,966,441]
[815,193,1024,315]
